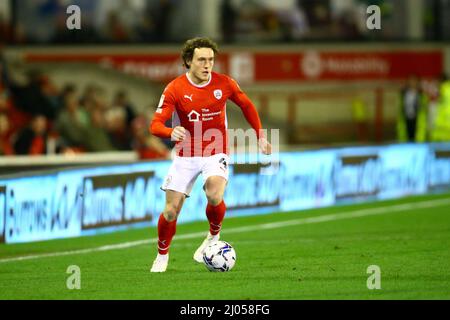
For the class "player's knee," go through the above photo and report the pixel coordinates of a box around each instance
[206,190,223,206]
[163,204,179,221]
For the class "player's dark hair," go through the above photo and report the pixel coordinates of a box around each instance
[181,37,219,69]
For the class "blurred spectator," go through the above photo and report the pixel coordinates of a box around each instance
[80,84,98,110]
[151,0,175,43]
[105,106,133,151]
[132,115,169,159]
[13,115,48,155]
[232,0,310,42]
[220,0,238,43]
[422,78,441,139]
[0,10,12,43]
[104,90,136,150]
[113,90,137,127]
[334,7,364,40]
[0,92,28,135]
[116,0,141,41]
[0,42,5,84]
[275,1,309,41]
[84,107,116,152]
[398,75,428,142]
[57,83,77,116]
[136,14,157,42]
[40,74,60,114]
[431,74,450,142]
[0,56,32,135]
[12,22,28,44]
[80,84,108,112]
[299,0,330,25]
[0,112,14,155]
[102,10,130,42]
[0,43,5,91]
[8,69,58,120]
[55,88,90,151]
[232,1,267,42]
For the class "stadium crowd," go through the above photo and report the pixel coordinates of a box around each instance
[3,0,446,45]
[1,0,450,157]
[0,52,169,158]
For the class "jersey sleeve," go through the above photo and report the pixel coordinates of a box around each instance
[150,83,177,139]
[228,77,264,138]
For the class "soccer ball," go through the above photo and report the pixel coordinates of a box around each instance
[203,240,236,272]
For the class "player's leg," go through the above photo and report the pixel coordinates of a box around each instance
[158,190,186,254]
[151,155,200,272]
[193,176,228,262]
[151,190,185,272]
[193,154,229,262]
[204,176,227,236]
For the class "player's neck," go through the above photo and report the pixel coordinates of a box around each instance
[186,71,211,87]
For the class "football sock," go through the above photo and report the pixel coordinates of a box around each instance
[157,214,177,255]
[206,200,226,236]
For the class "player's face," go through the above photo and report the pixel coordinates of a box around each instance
[189,47,215,84]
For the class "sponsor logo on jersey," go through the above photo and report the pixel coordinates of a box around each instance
[187,110,201,122]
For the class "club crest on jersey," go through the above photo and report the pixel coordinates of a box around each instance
[214,89,223,100]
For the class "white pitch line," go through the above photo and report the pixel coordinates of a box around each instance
[0,197,449,264]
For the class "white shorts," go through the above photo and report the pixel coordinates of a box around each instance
[161,153,230,196]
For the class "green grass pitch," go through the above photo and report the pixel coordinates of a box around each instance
[0,192,449,300]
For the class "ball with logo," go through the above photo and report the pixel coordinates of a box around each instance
[203,241,236,272]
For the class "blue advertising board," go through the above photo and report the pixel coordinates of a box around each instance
[0,143,449,244]
[0,186,5,243]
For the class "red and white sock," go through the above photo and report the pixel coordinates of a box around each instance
[157,214,177,255]
[206,200,226,236]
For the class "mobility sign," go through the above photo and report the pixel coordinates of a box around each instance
[24,50,443,84]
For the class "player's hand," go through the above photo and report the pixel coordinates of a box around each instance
[259,137,272,155]
[171,126,186,142]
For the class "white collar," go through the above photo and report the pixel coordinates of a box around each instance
[186,72,212,88]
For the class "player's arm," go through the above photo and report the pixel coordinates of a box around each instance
[150,86,186,142]
[228,77,272,155]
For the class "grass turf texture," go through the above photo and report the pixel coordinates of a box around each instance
[0,192,449,300]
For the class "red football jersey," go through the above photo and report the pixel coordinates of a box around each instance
[150,72,263,157]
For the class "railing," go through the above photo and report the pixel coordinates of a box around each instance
[246,84,401,145]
